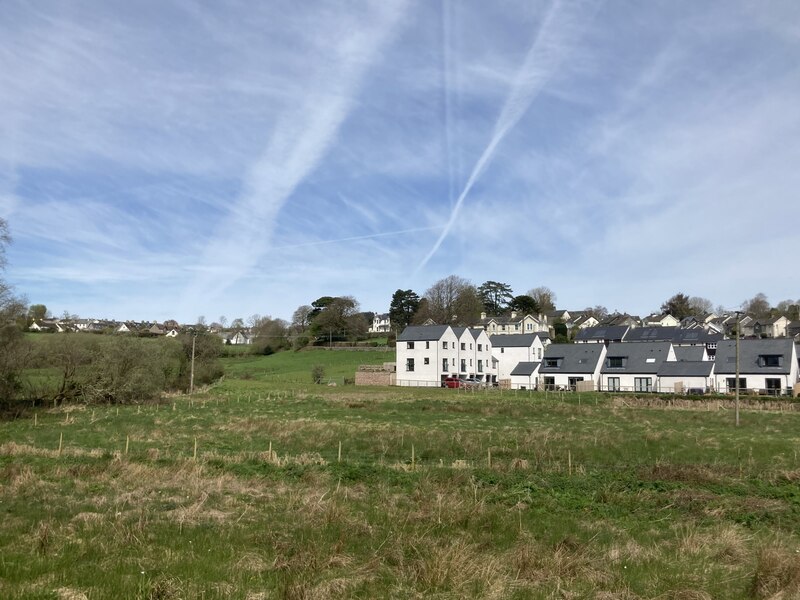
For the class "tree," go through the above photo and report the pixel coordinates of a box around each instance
[309,296,337,321]
[477,281,514,314]
[218,315,228,329]
[291,305,313,332]
[527,286,557,314]
[509,295,540,316]
[775,299,799,321]
[424,275,481,325]
[583,305,609,320]
[0,219,29,405]
[28,304,48,322]
[741,293,770,319]
[309,296,364,340]
[389,289,420,331]
[688,296,714,316]
[660,293,692,320]
[230,317,245,329]
[251,316,290,354]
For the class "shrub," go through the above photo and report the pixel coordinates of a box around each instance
[311,364,325,384]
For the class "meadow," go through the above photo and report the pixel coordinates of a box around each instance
[1,348,799,599]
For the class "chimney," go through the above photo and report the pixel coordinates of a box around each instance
[480,312,486,320]
[511,311,517,319]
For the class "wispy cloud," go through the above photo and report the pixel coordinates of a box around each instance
[3,1,799,320]
[179,1,410,307]
[416,0,597,271]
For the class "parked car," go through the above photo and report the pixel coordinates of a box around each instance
[443,377,461,388]
[459,378,483,388]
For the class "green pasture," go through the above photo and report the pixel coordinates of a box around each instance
[1,350,799,598]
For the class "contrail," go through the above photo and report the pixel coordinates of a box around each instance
[272,226,443,250]
[416,0,591,271]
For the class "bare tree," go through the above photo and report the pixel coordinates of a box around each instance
[291,305,313,332]
[688,296,714,316]
[741,293,771,319]
[527,286,557,314]
[424,275,482,325]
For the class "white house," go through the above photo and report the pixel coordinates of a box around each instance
[658,361,715,394]
[396,325,460,387]
[643,313,680,327]
[754,316,789,338]
[369,313,391,334]
[713,339,798,395]
[453,327,495,383]
[509,362,541,390]
[538,343,607,390]
[396,325,497,386]
[476,311,547,335]
[599,342,676,392]
[490,333,549,383]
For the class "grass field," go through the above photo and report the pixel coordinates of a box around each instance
[1,350,799,599]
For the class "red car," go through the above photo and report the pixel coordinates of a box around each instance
[443,377,461,388]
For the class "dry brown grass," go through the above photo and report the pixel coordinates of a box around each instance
[751,545,800,599]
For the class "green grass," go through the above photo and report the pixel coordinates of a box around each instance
[1,351,799,598]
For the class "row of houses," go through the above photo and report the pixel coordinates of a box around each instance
[28,319,254,345]
[395,325,800,395]
[374,306,799,341]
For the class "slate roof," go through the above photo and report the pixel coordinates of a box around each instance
[714,339,795,374]
[601,342,673,374]
[624,327,677,343]
[671,329,724,345]
[397,325,450,342]
[490,333,542,348]
[658,361,714,378]
[510,362,541,376]
[539,344,604,374]
[673,346,705,362]
[574,326,629,343]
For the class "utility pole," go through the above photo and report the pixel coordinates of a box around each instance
[190,333,197,395]
[735,311,740,427]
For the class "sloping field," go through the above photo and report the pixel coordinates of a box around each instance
[1,352,799,598]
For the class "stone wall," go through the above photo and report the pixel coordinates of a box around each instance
[355,370,395,386]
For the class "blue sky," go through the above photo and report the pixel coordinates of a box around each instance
[2,0,799,323]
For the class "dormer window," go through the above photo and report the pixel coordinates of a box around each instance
[544,357,562,368]
[759,355,783,367]
[607,357,626,368]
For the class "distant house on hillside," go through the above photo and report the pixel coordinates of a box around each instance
[369,313,391,334]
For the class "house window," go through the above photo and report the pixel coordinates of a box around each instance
[442,358,449,371]
[607,357,624,368]
[765,378,782,395]
[461,343,466,351]
[470,344,473,350]
[425,341,430,349]
[460,359,466,372]
[537,348,542,360]
[544,358,561,368]
[759,355,782,367]
[607,377,620,391]
[407,341,415,349]
[514,324,519,330]
[442,341,448,349]
[634,377,652,392]
[424,357,430,365]
[478,360,483,373]
[726,377,746,393]
[543,377,556,391]
[501,348,504,353]
[469,359,473,366]
[527,324,532,330]
[406,358,415,372]
[478,344,482,351]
